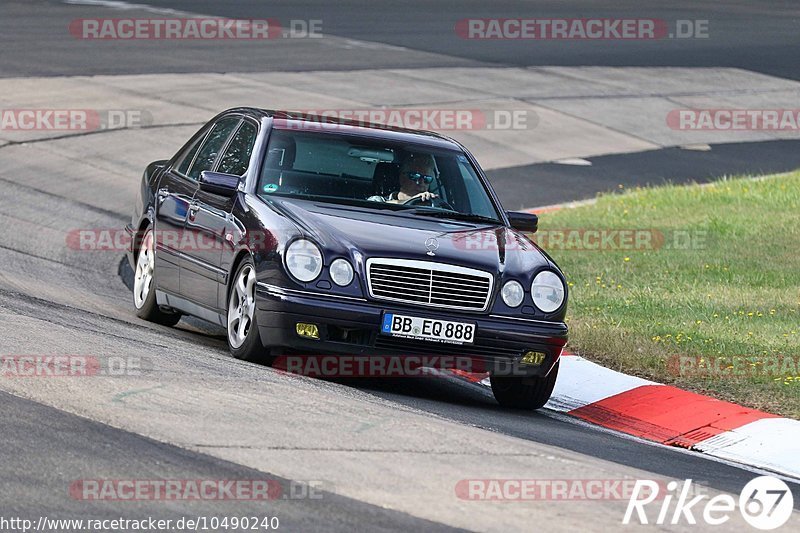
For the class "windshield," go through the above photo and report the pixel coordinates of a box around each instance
[257,128,502,222]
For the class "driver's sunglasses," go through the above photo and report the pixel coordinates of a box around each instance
[406,171,435,184]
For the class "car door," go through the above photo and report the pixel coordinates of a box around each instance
[177,116,242,310]
[153,126,210,294]
[189,119,259,314]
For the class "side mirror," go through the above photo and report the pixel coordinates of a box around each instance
[506,211,538,234]
[199,171,240,197]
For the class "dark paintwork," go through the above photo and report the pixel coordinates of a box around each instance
[126,108,568,373]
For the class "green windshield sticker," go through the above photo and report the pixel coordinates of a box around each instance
[263,183,279,193]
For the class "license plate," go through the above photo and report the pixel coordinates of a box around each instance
[381,313,475,345]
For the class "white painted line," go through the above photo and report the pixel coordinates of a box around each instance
[525,197,598,213]
[64,0,190,16]
[679,143,712,151]
[554,157,593,166]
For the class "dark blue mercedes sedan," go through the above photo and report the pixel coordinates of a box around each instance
[126,108,568,409]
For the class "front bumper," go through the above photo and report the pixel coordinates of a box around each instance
[255,282,568,377]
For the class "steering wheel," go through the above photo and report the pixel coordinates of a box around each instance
[403,195,456,211]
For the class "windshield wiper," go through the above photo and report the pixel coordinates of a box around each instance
[405,208,501,225]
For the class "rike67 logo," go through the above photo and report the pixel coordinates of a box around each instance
[624,477,794,530]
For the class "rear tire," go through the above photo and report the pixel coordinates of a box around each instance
[490,361,559,410]
[227,258,273,364]
[133,227,181,327]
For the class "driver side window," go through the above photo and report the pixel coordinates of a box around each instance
[187,117,240,181]
[175,128,208,177]
[217,121,258,176]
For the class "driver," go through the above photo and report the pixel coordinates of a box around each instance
[370,153,439,204]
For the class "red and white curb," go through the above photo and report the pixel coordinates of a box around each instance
[466,353,800,479]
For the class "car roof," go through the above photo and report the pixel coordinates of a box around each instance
[222,107,465,151]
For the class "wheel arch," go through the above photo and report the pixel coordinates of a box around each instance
[226,249,255,309]
[133,214,155,261]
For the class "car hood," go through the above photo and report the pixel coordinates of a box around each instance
[270,198,551,276]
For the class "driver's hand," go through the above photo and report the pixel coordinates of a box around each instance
[412,191,439,202]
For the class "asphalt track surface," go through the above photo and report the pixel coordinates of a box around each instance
[3,0,800,205]
[491,139,800,208]
[4,0,799,79]
[1,1,800,531]
[0,391,459,532]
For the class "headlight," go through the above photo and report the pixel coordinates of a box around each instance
[329,258,354,286]
[531,270,565,313]
[501,280,524,308]
[285,239,323,282]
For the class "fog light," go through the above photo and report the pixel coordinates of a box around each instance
[521,351,546,366]
[296,323,320,340]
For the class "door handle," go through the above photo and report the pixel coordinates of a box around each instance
[188,203,200,221]
[156,188,169,203]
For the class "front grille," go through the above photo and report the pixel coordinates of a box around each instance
[366,259,493,311]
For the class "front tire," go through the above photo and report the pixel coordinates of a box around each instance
[490,361,559,410]
[227,259,272,364]
[133,228,181,327]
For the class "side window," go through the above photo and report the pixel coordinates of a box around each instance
[175,129,207,176]
[187,117,240,181]
[217,122,258,176]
